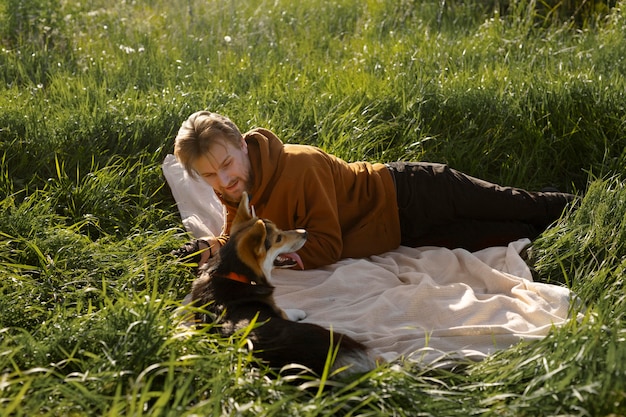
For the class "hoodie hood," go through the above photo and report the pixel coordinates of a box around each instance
[244,128,285,208]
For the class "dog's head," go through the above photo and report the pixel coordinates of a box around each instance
[229,192,307,282]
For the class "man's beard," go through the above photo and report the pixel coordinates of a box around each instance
[220,172,254,205]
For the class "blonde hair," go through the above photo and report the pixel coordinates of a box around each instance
[173,111,243,178]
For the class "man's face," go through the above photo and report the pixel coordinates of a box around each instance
[192,137,251,204]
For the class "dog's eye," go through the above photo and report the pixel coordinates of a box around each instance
[276,235,282,243]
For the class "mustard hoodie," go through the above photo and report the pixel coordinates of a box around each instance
[218,128,401,269]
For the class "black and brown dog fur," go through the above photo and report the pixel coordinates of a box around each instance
[191,192,375,376]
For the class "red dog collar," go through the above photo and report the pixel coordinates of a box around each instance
[224,272,252,284]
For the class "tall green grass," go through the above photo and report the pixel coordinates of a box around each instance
[1,0,625,415]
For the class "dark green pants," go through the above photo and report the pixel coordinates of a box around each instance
[386,162,575,252]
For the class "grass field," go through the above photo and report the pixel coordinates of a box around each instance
[1,0,626,415]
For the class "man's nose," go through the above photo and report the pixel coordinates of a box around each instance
[217,170,230,186]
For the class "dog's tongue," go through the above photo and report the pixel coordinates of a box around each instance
[274,252,304,270]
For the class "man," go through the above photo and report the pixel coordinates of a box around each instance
[173,111,575,269]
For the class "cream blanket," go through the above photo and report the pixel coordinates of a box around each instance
[272,240,575,365]
[163,156,577,365]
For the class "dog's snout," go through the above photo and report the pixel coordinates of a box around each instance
[295,229,307,238]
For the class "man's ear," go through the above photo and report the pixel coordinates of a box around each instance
[233,191,252,226]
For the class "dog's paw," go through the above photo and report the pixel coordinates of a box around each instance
[284,309,307,321]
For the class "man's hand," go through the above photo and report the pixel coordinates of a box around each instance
[171,237,219,267]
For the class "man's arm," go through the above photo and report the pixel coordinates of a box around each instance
[290,166,344,269]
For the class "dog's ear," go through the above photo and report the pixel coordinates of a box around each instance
[243,219,266,256]
[236,219,267,276]
[233,191,253,227]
